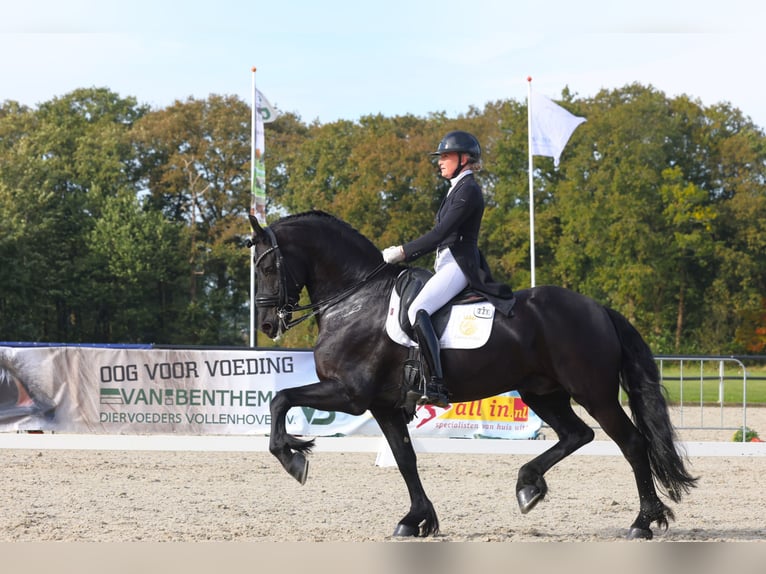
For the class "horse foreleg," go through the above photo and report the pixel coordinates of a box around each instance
[269,388,314,484]
[515,391,595,514]
[269,379,365,484]
[370,406,439,538]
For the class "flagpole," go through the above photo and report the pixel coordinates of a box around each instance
[527,76,536,288]
[250,66,257,347]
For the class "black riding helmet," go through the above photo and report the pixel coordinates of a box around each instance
[430,131,481,178]
[430,130,481,160]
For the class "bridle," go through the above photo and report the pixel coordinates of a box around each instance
[252,227,294,313]
[249,226,387,332]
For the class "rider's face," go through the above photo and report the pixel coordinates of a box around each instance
[437,151,461,178]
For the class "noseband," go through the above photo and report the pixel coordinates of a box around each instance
[250,225,387,332]
[253,227,290,309]
[251,227,303,331]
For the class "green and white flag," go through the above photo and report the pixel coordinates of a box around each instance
[257,89,277,123]
[252,74,267,225]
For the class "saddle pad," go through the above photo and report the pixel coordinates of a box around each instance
[385,289,495,349]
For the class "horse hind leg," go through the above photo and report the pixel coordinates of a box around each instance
[515,390,595,514]
[588,402,672,540]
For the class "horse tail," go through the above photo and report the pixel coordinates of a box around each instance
[605,307,698,502]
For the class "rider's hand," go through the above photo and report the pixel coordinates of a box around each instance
[382,246,405,264]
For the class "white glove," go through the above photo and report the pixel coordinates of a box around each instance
[382,245,405,264]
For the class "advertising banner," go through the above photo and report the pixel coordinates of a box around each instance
[0,345,540,439]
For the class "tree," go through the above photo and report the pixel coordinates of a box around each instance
[2,83,765,354]
[87,191,187,342]
[0,89,147,341]
[526,84,766,353]
[132,95,253,344]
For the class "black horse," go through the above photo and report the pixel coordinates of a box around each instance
[247,210,697,540]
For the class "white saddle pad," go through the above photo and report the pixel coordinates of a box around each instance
[385,288,495,349]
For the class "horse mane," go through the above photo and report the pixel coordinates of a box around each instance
[275,210,381,258]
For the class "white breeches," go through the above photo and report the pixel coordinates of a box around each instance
[407,248,469,324]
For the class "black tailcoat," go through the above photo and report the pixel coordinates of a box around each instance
[402,173,515,316]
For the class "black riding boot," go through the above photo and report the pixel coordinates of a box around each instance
[413,309,450,408]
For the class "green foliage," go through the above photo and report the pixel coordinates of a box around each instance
[0,89,149,341]
[1,83,765,353]
[87,191,188,342]
[732,427,760,442]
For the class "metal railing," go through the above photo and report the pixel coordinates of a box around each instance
[562,355,763,442]
[655,355,749,440]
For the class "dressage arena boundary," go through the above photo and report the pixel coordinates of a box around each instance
[1,432,764,458]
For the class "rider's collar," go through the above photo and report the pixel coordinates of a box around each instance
[448,170,472,194]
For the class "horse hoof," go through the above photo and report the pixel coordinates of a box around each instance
[516,486,542,514]
[288,453,309,485]
[392,523,420,537]
[627,527,653,540]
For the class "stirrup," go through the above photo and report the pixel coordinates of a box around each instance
[416,379,450,409]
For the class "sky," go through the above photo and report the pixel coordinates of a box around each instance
[2,0,766,130]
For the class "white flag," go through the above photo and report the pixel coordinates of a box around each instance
[256,89,278,123]
[529,91,586,166]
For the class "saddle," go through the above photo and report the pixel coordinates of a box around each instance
[390,268,494,419]
[394,268,487,340]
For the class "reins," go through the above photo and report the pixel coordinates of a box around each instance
[278,261,387,331]
[252,225,387,332]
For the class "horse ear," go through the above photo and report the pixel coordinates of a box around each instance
[246,214,267,248]
[249,214,265,236]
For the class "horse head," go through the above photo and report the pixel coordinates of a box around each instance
[247,211,386,340]
[248,214,306,339]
